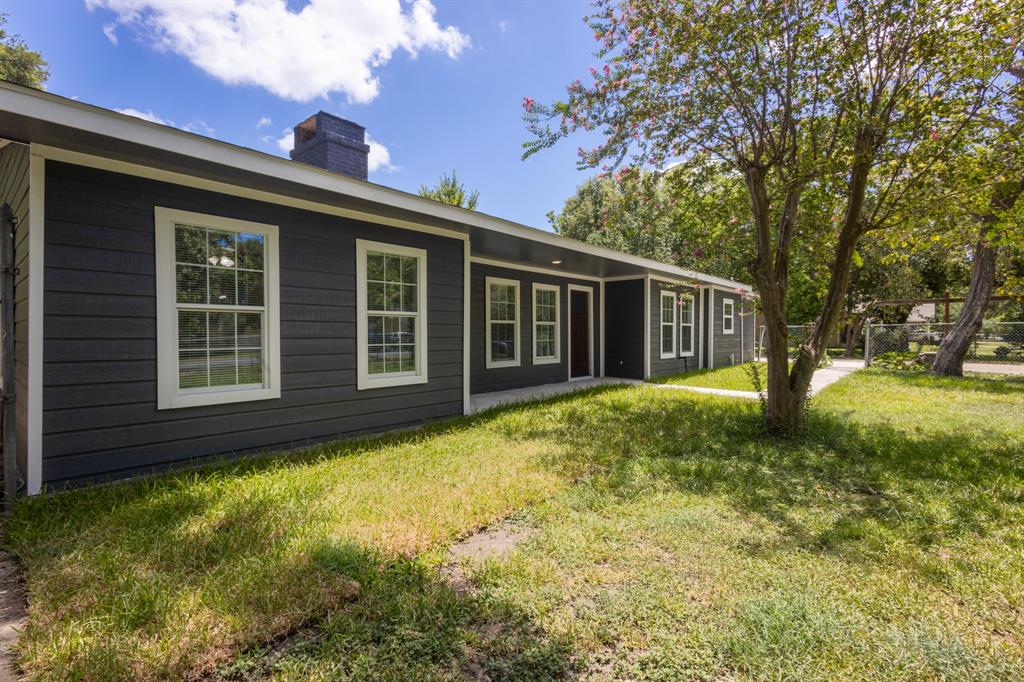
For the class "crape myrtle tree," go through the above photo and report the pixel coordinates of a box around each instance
[523,0,1018,432]
[930,62,1024,375]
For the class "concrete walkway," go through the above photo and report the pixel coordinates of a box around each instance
[468,360,866,413]
[962,362,1024,376]
[652,358,864,400]
[468,377,641,414]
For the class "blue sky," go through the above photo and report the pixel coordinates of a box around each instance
[5,0,604,230]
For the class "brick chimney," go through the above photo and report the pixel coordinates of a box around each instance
[289,111,370,181]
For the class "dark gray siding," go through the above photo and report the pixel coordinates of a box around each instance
[603,279,644,379]
[470,263,600,393]
[42,161,465,488]
[710,289,754,367]
[648,280,702,379]
[0,143,30,484]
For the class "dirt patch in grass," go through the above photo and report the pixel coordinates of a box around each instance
[441,518,537,595]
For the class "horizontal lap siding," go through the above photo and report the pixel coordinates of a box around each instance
[470,263,600,393]
[649,280,702,378]
[42,161,465,488]
[711,291,753,366]
[0,144,30,481]
[603,279,643,380]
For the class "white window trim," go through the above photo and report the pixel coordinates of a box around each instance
[155,206,281,410]
[723,298,735,335]
[659,290,677,359]
[356,239,429,390]
[485,276,521,368]
[679,292,695,358]
[532,283,561,365]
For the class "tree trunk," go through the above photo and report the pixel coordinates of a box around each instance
[931,177,1023,376]
[844,316,865,357]
[930,238,996,375]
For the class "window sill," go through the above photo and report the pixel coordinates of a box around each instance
[160,385,280,410]
[660,352,677,360]
[533,356,560,365]
[679,352,695,358]
[486,359,521,369]
[358,373,429,391]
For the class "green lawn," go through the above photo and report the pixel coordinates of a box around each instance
[649,361,763,391]
[6,370,1024,680]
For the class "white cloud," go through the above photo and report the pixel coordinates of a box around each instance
[497,19,509,33]
[256,116,272,129]
[87,0,471,103]
[183,120,215,136]
[102,22,118,44]
[276,128,293,153]
[366,134,396,173]
[115,107,170,125]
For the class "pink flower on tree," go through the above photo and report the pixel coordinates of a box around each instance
[522,96,535,112]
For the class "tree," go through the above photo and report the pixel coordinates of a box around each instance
[548,171,680,264]
[524,0,1018,432]
[417,170,480,210]
[0,13,48,88]
[931,62,1024,375]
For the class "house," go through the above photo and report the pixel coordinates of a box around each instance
[0,82,755,493]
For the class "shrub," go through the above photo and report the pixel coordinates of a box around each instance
[871,351,927,371]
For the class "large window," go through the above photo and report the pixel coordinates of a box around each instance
[532,283,560,364]
[660,290,677,359]
[679,293,695,357]
[356,240,428,389]
[723,298,735,334]
[486,276,520,368]
[155,207,280,409]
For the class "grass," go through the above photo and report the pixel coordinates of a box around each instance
[649,361,763,391]
[6,370,1024,680]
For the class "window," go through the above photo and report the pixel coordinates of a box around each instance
[155,207,280,409]
[532,283,560,364]
[723,298,735,334]
[486,276,520,368]
[660,290,677,359]
[679,293,695,357]
[356,240,428,389]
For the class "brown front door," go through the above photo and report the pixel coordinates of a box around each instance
[570,289,590,378]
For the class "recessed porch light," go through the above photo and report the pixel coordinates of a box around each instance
[551,260,562,265]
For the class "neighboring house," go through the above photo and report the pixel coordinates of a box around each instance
[0,82,754,493]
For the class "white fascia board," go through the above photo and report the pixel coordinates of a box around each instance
[0,83,753,293]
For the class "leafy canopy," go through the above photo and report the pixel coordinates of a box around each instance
[417,170,480,211]
[0,13,48,88]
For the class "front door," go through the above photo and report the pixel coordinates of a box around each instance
[570,289,590,378]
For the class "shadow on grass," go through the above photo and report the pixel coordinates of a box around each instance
[7,374,1021,678]
[217,540,574,680]
[536,380,1024,566]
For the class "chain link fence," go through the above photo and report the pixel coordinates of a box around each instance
[865,321,1024,365]
[755,321,1024,367]
[756,324,860,361]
